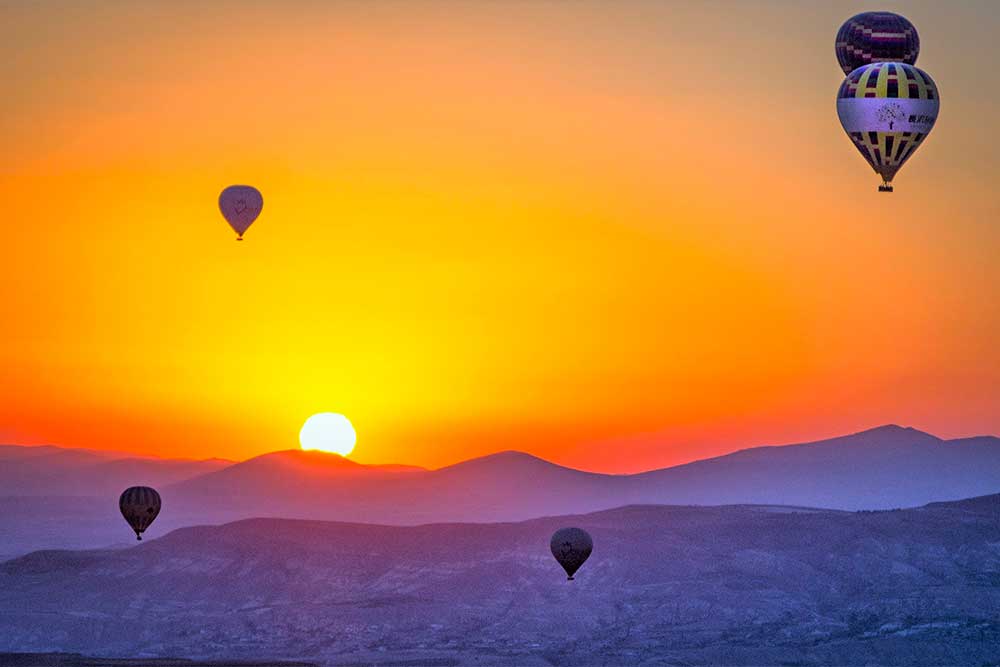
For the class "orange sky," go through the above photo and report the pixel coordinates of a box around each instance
[2,1,997,473]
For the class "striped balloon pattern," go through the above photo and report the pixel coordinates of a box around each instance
[119,486,162,541]
[836,62,939,187]
[836,12,920,75]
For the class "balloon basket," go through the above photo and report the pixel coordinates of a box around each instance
[878,184,894,193]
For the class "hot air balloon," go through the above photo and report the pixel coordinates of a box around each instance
[218,185,263,240]
[550,527,592,581]
[835,12,919,75]
[119,486,161,541]
[837,62,939,192]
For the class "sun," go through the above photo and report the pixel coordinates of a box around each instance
[299,413,356,456]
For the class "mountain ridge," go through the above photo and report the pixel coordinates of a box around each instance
[2,495,998,666]
[5,424,997,480]
[2,424,998,561]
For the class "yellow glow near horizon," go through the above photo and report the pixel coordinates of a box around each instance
[0,2,997,472]
[299,413,357,457]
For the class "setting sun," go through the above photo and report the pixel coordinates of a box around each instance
[2,2,999,664]
[299,413,356,457]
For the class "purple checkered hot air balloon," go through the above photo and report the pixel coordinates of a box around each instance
[218,185,263,240]
[835,12,920,76]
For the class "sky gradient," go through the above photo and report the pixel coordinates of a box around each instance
[2,1,997,472]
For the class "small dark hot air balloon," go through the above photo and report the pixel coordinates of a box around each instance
[119,486,161,541]
[550,527,592,581]
[837,62,939,191]
[835,11,919,75]
[218,185,263,240]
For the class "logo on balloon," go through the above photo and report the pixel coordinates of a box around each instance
[907,114,937,127]
[877,103,906,130]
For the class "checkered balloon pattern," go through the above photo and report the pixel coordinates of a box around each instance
[836,12,919,76]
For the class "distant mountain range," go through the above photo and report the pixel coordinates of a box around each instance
[1,425,998,559]
[160,424,1000,527]
[0,444,231,497]
[2,495,999,665]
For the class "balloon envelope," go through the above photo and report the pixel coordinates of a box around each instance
[837,62,939,187]
[119,486,161,541]
[836,12,919,75]
[550,527,593,580]
[218,185,263,238]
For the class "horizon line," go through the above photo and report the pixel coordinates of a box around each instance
[5,422,998,477]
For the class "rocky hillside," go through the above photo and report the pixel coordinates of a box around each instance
[1,496,999,665]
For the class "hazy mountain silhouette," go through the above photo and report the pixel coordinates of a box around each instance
[627,424,1000,509]
[0,446,231,561]
[164,447,628,525]
[2,495,998,666]
[174,448,423,487]
[0,444,231,497]
[164,425,1000,523]
[2,425,998,559]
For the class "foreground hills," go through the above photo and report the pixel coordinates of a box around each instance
[2,425,999,559]
[0,654,316,667]
[1,495,999,665]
